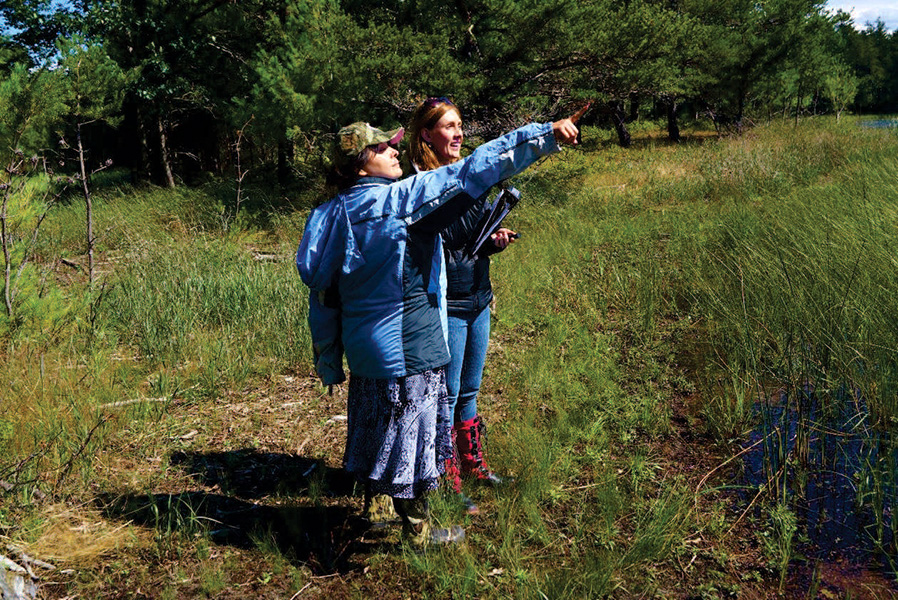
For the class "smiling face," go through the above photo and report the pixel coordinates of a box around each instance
[422,108,463,165]
[358,142,402,179]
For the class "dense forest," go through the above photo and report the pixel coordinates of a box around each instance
[1,0,897,190]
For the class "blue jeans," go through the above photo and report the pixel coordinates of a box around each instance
[446,306,491,424]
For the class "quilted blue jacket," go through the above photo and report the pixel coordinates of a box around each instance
[296,122,558,384]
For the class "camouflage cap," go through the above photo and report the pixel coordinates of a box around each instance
[333,122,404,168]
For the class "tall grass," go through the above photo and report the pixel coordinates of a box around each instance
[1,181,310,516]
[685,122,898,565]
[105,242,310,389]
[417,117,897,595]
[2,116,896,596]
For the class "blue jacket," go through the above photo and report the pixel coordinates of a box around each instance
[296,122,558,384]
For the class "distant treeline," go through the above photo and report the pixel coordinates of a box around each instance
[1,0,896,188]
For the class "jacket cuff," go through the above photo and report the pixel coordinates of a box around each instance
[316,361,346,386]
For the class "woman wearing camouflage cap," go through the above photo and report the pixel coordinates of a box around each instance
[296,113,581,546]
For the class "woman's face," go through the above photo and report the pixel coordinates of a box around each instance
[423,108,463,165]
[358,142,402,179]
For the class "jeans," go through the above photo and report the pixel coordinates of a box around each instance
[446,306,490,424]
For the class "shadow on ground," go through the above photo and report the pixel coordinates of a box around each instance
[169,448,357,499]
[98,449,379,574]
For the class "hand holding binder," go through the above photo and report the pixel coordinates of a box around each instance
[467,186,521,257]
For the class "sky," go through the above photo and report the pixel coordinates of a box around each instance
[826,1,898,31]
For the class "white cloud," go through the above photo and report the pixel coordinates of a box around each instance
[826,1,898,31]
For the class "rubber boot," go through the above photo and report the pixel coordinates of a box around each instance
[444,429,479,515]
[454,415,506,485]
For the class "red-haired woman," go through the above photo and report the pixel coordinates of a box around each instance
[407,97,519,514]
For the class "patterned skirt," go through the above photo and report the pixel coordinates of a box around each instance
[344,367,452,499]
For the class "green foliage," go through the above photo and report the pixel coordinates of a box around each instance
[3,0,897,189]
[56,35,129,127]
[250,0,471,141]
[0,0,82,58]
[0,35,32,75]
[0,63,72,338]
[839,19,898,113]
[0,62,68,156]
[87,0,249,110]
[824,61,860,119]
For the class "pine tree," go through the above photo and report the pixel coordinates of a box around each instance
[56,35,129,284]
[0,63,71,334]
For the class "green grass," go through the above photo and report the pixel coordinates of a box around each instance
[2,116,897,597]
[441,115,898,596]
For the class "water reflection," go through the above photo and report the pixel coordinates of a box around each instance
[859,119,898,129]
[741,385,897,571]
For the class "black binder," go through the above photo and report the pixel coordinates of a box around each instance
[466,186,521,257]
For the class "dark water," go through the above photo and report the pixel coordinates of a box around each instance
[741,387,898,571]
[859,119,898,129]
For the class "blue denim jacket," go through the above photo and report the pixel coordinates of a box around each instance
[296,122,558,383]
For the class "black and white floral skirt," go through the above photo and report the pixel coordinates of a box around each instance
[344,367,452,499]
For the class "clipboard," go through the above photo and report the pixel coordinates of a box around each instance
[467,186,521,257]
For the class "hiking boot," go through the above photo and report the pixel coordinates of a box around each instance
[363,489,399,530]
[394,496,465,548]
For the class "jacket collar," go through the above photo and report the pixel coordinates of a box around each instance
[353,176,396,187]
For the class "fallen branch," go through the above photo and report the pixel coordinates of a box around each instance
[5,545,56,574]
[99,397,169,409]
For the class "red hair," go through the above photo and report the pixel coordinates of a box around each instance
[407,98,460,171]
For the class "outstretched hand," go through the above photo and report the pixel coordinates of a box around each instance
[553,102,591,145]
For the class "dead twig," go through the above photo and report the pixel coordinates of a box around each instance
[53,414,112,494]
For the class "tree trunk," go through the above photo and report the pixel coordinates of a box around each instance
[1,177,12,317]
[736,91,745,133]
[277,139,291,186]
[665,96,680,143]
[123,98,146,184]
[77,123,94,285]
[610,101,631,148]
[629,92,639,122]
[157,114,176,188]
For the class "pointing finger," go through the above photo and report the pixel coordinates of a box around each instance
[570,102,592,124]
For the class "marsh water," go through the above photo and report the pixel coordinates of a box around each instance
[859,118,898,129]
[741,386,897,572]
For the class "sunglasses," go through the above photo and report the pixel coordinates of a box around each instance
[371,142,397,154]
[423,96,455,109]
